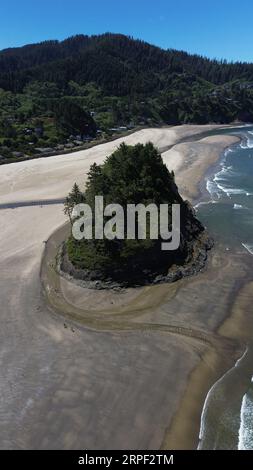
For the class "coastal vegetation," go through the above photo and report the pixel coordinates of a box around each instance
[1,34,253,163]
[62,142,211,287]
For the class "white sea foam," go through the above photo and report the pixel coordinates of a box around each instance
[233,204,244,210]
[242,243,253,255]
[214,166,235,182]
[224,147,234,156]
[224,188,249,197]
[206,179,221,199]
[206,161,243,201]
[235,349,249,367]
[198,349,248,449]
[240,142,249,149]
[206,179,246,199]
[198,375,225,447]
[211,163,246,197]
[194,200,218,210]
[240,132,253,149]
[238,390,253,450]
[194,201,207,210]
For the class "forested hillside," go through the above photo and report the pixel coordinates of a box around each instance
[1,33,253,162]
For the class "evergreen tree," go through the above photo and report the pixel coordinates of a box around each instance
[64,183,84,224]
[65,142,201,285]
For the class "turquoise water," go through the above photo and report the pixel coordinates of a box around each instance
[197,126,253,251]
[196,126,253,450]
[238,380,253,449]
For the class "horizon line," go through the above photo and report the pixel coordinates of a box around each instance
[0,32,251,66]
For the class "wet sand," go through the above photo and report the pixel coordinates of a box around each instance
[0,124,245,449]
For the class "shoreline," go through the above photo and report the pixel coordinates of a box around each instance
[0,124,241,205]
[164,134,240,202]
[0,124,248,449]
[40,128,243,449]
[0,121,246,168]
[40,217,245,451]
[161,133,253,450]
[0,126,146,167]
[195,139,241,206]
[160,268,249,450]
[58,229,214,290]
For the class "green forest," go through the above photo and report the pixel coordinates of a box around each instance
[64,142,205,285]
[1,33,253,162]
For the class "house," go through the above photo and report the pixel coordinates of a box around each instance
[109,127,121,132]
[35,147,53,153]
[65,143,74,149]
[24,128,33,135]
[34,126,44,137]
[12,151,23,158]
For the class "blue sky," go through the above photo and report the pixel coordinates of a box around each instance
[0,0,252,62]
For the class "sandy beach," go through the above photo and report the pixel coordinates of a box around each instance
[0,124,234,204]
[0,124,247,449]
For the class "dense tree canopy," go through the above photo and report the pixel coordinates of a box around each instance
[1,34,253,94]
[54,99,97,137]
[1,33,253,162]
[65,143,203,284]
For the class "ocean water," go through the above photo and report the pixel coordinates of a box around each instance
[238,378,253,450]
[196,125,253,450]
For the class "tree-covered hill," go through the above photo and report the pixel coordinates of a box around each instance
[62,143,211,287]
[1,33,253,161]
[1,33,253,93]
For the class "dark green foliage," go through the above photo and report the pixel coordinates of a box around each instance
[2,33,253,162]
[1,33,253,95]
[54,98,97,137]
[85,142,180,207]
[66,143,200,282]
[64,183,85,223]
[0,119,17,138]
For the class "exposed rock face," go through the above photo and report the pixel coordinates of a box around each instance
[59,201,213,290]
[61,143,214,289]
